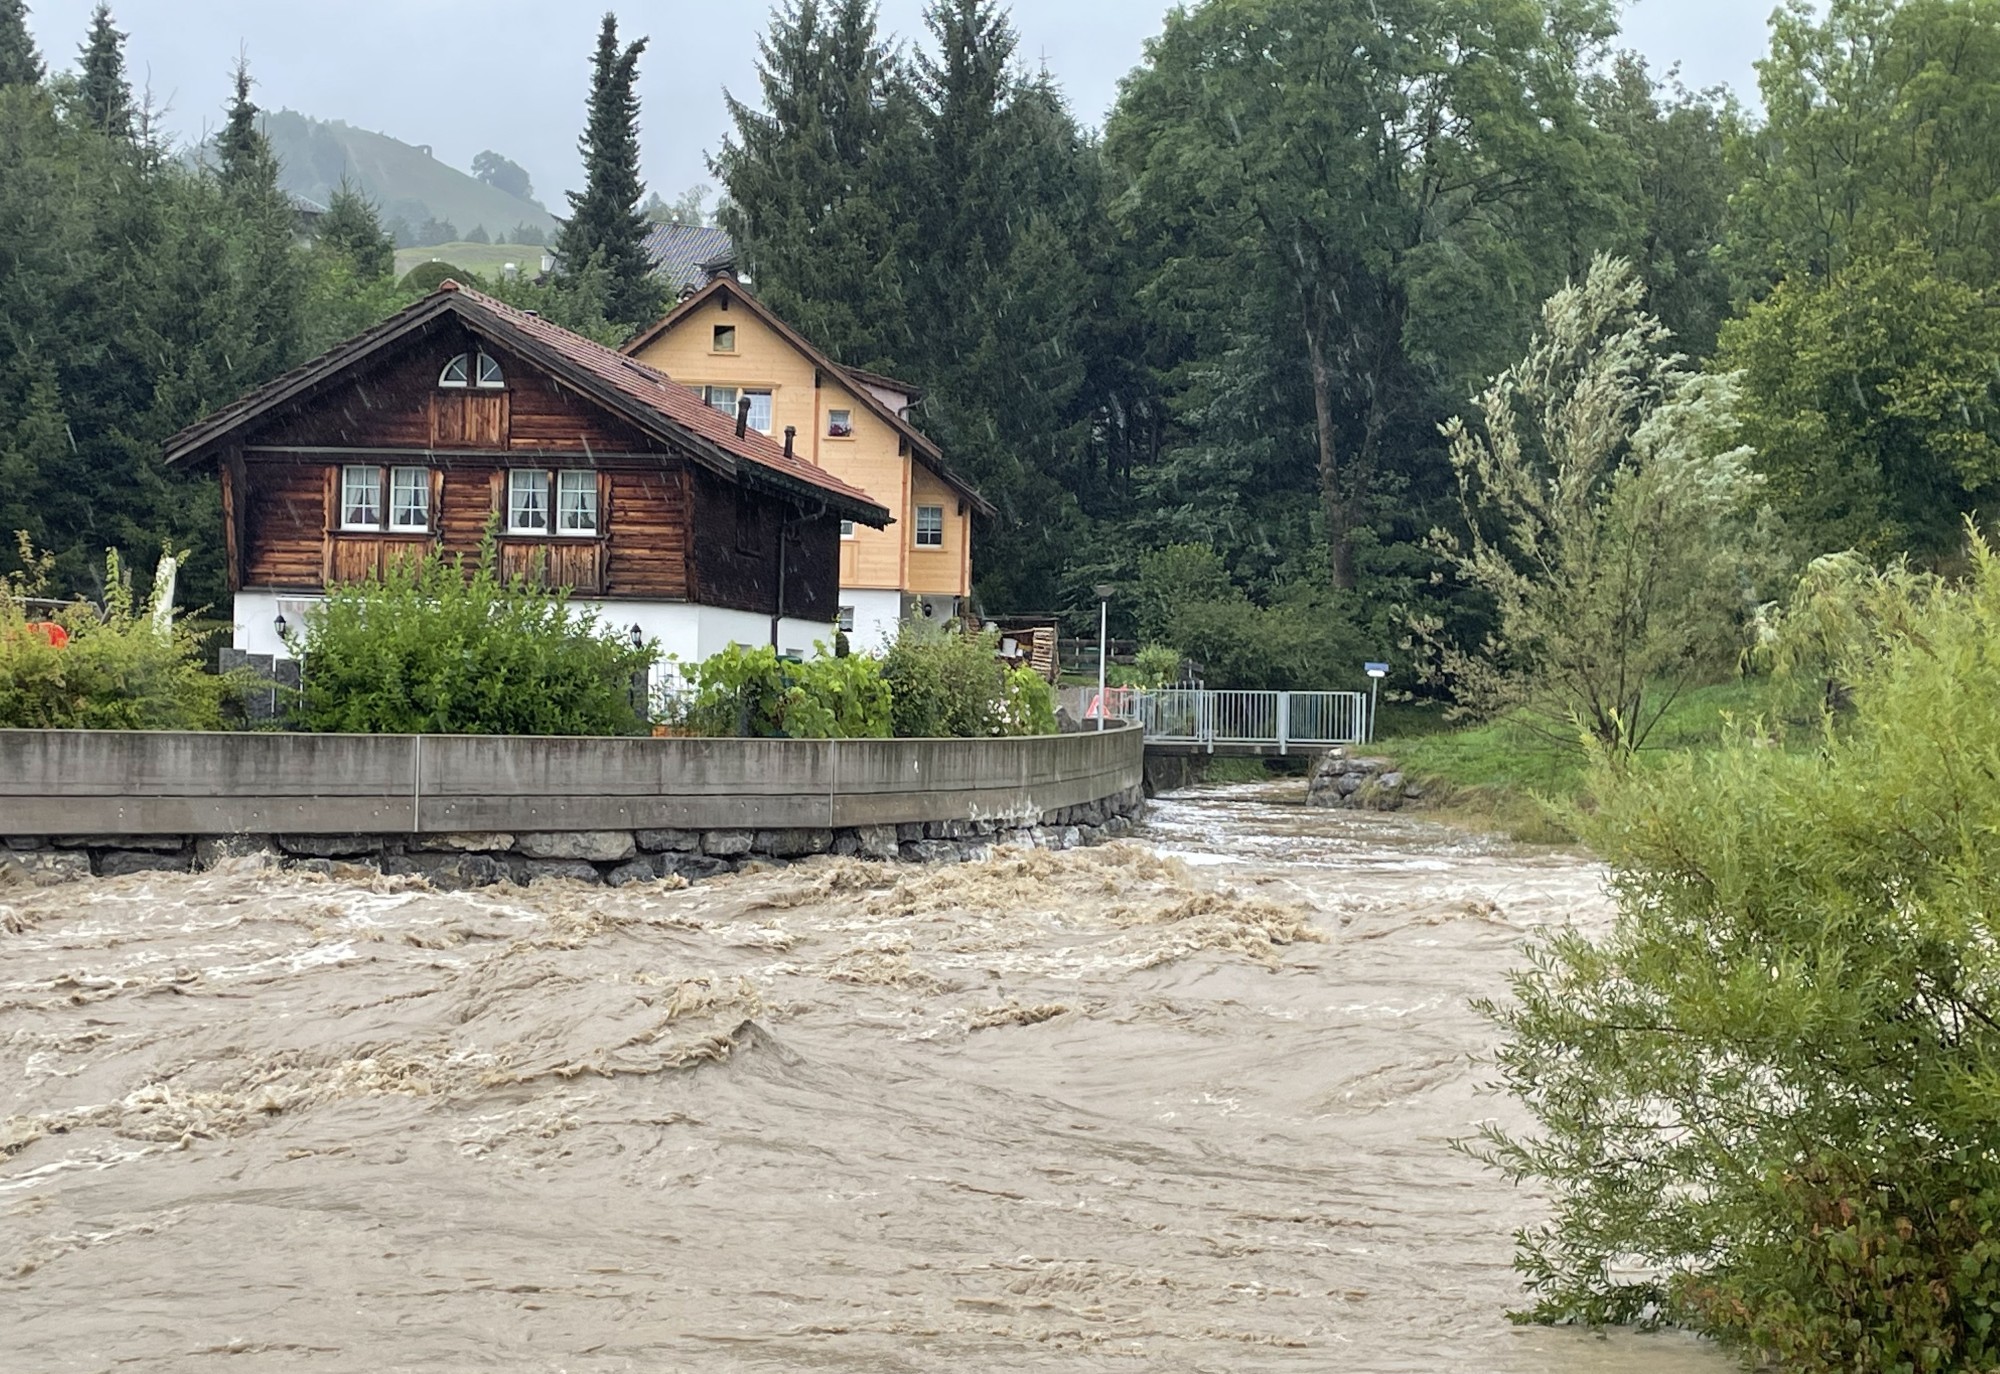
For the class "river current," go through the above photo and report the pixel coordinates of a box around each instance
[1,784,1729,1372]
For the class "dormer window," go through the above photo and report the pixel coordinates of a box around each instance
[440,351,505,389]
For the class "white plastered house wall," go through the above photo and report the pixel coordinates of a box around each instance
[232,590,833,693]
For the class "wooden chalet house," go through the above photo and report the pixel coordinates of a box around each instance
[163,281,890,671]
[623,277,993,653]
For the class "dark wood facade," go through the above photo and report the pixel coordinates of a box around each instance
[210,318,849,619]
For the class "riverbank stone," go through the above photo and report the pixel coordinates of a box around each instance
[278,834,381,859]
[410,833,513,854]
[0,849,91,886]
[636,829,700,852]
[525,859,603,885]
[754,828,831,859]
[701,830,753,857]
[517,831,635,862]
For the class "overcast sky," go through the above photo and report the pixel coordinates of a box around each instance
[27,0,1785,212]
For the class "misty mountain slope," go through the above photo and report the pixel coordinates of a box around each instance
[258,110,559,240]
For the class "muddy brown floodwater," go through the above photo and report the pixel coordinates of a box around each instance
[0,783,1731,1373]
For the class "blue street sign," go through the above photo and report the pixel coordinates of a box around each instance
[1364,662,1390,678]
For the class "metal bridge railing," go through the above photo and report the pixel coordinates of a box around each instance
[1062,687,1371,752]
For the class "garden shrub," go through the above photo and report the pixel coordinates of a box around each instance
[294,541,654,735]
[0,539,235,730]
[879,620,1055,737]
[676,643,890,739]
[1480,533,2000,1366]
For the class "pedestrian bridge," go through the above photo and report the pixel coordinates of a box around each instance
[1065,688,1372,756]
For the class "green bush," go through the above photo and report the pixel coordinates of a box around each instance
[1480,534,2000,1365]
[0,541,235,730]
[676,643,890,739]
[294,541,654,735]
[1133,643,1182,687]
[879,620,1055,737]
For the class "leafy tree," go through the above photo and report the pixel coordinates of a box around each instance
[464,222,490,244]
[316,179,395,280]
[1728,0,2000,290]
[75,2,130,139]
[1586,55,1734,358]
[470,148,534,202]
[1481,536,2000,1364]
[555,13,662,328]
[1720,243,2000,562]
[0,0,40,88]
[1417,256,1769,753]
[1108,0,1632,591]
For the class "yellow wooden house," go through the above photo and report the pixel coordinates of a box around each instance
[623,278,993,652]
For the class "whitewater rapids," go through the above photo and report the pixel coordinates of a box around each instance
[0,785,1726,1371]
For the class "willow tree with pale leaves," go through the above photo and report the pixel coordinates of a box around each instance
[1417,255,1770,754]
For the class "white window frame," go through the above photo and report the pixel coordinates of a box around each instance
[475,351,505,389]
[701,385,738,417]
[438,354,470,389]
[555,469,599,536]
[827,408,854,439]
[340,464,383,530]
[840,519,856,540]
[914,504,944,548]
[388,466,430,531]
[837,606,856,633]
[507,468,550,534]
[743,389,773,434]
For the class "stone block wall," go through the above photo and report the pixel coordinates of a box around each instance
[0,786,1149,889]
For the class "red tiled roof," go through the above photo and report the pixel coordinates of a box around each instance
[162,282,890,526]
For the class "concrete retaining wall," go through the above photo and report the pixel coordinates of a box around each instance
[0,725,1146,886]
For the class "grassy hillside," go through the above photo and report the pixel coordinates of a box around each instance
[393,243,547,281]
[260,111,558,242]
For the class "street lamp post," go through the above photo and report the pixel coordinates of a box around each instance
[1094,584,1115,731]
[1364,661,1390,742]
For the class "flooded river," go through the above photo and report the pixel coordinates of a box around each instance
[1,785,1729,1372]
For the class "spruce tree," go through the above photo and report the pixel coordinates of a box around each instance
[317,178,395,280]
[556,13,661,328]
[0,0,41,87]
[76,3,130,137]
[715,0,906,364]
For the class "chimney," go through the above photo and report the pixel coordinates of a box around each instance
[783,424,796,459]
[736,396,751,438]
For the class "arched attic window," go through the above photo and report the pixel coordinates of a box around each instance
[439,351,505,389]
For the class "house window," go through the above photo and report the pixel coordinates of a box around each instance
[838,606,855,633]
[713,324,736,352]
[508,469,549,533]
[743,389,773,434]
[389,466,430,530]
[701,385,737,417]
[341,464,383,529]
[440,351,504,389]
[556,470,599,534]
[827,408,853,438]
[914,504,944,548]
[840,519,855,540]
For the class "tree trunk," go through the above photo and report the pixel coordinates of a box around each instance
[1304,312,1355,591]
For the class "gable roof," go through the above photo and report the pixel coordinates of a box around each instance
[642,222,737,296]
[622,278,996,518]
[162,282,891,527]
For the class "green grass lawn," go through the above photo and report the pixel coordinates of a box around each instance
[394,242,544,282]
[1372,678,1790,841]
